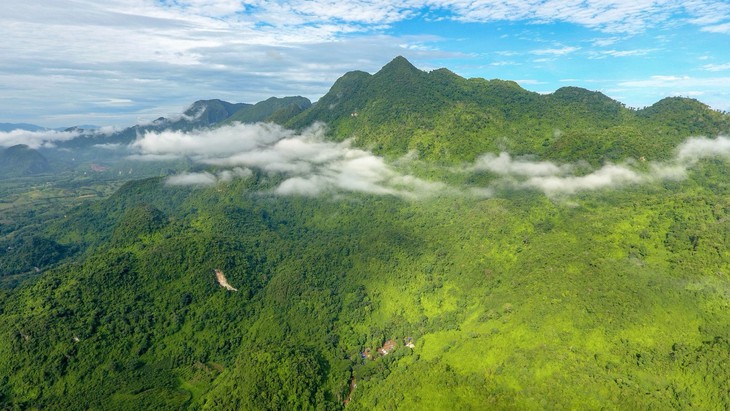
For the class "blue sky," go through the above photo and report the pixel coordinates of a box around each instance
[1,0,729,128]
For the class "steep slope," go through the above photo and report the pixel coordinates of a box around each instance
[223,96,311,125]
[289,56,730,163]
[2,57,730,411]
[0,144,52,177]
[1,169,730,410]
[182,99,251,126]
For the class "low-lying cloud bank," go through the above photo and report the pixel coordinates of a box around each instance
[132,122,446,198]
[130,122,730,199]
[0,129,82,149]
[470,136,730,197]
[166,167,253,186]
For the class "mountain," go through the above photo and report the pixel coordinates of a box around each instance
[56,99,251,149]
[54,96,311,151]
[182,99,251,126]
[289,56,730,164]
[0,144,52,177]
[1,57,730,410]
[0,123,48,132]
[223,96,311,125]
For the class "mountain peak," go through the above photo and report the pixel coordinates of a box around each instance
[377,56,420,76]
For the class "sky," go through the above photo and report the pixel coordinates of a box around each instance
[1,0,730,128]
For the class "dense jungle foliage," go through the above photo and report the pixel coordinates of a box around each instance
[289,57,730,165]
[1,57,729,409]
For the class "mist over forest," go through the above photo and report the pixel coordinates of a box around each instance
[1,57,730,410]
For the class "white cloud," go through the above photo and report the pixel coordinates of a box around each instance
[463,136,730,197]
[166,172,218,186]
[93,143,123,150]
[438,0,689,34]
[135,122,445,198]
[676,136,730,164]
[137,124,730,199]
[592,37,623,47]
[531,46,580,56]
[2,0,730,128]
[619,75,730,89]
[514,79,546,85]
[521,164,645,196]
[166,167,252,186]
[589,48,658,59]
[131,122,291,158]
[472,152,568,177]
[701,22,730,33]
[0,129,81,148]
[703,62,730,72]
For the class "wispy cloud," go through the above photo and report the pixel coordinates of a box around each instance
[530,46,580,56]
[165,167,252,186]
[676,135,730,163]
[0,129,81,149]
[701,22,730,33]
[592,37,623,47]
[441,0,698,34]
[2,0,730,127]
[703,62,730,71]
[133,122,446,198]
[464,136,730,197]
[472,152,568,177]
[618,75,730,90]
[588,48,658,59]
[132,120,730,200]
[521,164,645,196]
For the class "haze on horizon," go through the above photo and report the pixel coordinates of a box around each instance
[1,0,730,128]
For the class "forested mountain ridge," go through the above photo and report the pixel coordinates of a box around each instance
[1,57,730,410]
[289,56,730,164]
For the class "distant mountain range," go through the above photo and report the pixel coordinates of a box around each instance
[0,123,49,132]
[3,56,729,175]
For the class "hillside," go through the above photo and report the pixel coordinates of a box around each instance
[223,96,311,125]
[0,144,52,178]
[289,57,730,164]
[1,57,729,410]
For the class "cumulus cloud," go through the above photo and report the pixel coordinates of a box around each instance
[6,0,730,129]
[0,129,81,148]
[131,122,290,158]
[136,122,444,198]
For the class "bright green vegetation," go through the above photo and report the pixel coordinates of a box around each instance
[0,57,729,410]
[1,164,729,409]
[222,96,311,125]
[289,57,730,165]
